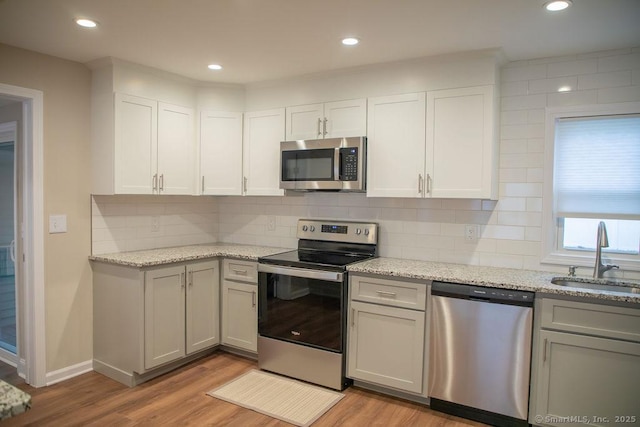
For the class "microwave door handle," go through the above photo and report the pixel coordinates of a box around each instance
[258,264,344,283]
[334,148,341,182]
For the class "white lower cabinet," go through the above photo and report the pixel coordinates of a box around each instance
[221,259,258,352]
[530,298,640,426]
[92,259,220,385]
[347,274,428,394]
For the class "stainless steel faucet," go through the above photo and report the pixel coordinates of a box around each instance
[593,221,619,278]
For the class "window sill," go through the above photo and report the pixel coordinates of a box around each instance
[541,251,640,273]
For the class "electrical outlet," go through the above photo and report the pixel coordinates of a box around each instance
[464,224,478,242]
[151,216,160,232]
[267,216,276,232]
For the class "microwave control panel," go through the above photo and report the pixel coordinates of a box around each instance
[339,147,358,181]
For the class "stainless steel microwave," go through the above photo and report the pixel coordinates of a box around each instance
[279,136,366,192]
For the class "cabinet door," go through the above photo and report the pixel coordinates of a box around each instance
[221,280,258,352]
[186,260,220,354]
[324,98,367,138]
[144,265,186,369]
[532,330,640,426]
[285,103,323,140]
[114,93,157,194]
[199,111,243,195]
[158,102,195,195]
[366,93,426,198]
[347,300,425,393]
[243,109,285,196]
[426,85,496,199]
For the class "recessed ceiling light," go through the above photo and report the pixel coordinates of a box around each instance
[558,86,572,92]
[342,37,360,46]
[544,0,572,12]
[207,64,223,70]
[75,18,98,28]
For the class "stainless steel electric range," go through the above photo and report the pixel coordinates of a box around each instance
[257,219,378,390]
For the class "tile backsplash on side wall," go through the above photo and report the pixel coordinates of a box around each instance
[91,47,640,276]
[91,195,218,255]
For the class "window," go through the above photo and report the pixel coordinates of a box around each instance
[544,104,640,270]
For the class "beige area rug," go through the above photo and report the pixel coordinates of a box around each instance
[207,369,344,426]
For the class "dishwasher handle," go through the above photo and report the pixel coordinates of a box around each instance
[431,281,534,307]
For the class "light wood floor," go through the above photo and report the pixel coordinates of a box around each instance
[1,351,486,426]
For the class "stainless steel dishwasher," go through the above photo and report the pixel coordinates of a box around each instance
[429,281,534,427]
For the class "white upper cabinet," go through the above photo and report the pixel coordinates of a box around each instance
[243,108,286,196]
[426,85,497,199]
[112,93,195,195]
[158,102,196,195]
[199,111,243,195]
[367,86,498,199]
[114,93,158,194]
[285,99,366,140]
[366,93,426,198]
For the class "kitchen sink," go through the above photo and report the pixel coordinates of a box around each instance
[551,277,640,294]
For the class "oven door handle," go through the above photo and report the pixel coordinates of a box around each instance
[258,264,344,283]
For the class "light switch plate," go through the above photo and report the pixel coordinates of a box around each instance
[49,214,67,233]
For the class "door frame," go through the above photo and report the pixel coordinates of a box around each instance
[0,83,46,387]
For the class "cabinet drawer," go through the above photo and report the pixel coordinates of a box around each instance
[350,275,426,311]
[223,259,258,283]
[539,298,640,342]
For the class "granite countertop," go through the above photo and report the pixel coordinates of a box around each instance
[89,243,289,268]
[90,244,640,304]
[347,257,640,304]
[0,380,31,420]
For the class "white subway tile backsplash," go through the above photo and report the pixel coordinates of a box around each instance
[90,48,640,272]
[597,85,640,104]
[547,90,598,107]
[547,59,598,77]
[529,76,577,94]
[501,64,547,82]
[578,71,631,90]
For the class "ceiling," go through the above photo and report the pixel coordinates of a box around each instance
[0,0,639,85]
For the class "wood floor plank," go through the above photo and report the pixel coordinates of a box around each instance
[0,351,487,426]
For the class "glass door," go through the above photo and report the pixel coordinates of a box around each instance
[0,125,17,356]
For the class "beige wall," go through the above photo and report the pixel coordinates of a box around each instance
[0,43,93,372]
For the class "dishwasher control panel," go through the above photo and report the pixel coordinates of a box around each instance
[431,281,534,306]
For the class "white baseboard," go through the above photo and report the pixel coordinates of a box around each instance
[46,360,93,386]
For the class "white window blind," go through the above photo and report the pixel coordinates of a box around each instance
[554,114,640,220]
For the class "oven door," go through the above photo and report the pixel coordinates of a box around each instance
[258,264,346,353]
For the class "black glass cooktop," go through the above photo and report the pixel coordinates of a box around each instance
[259,249,373,271]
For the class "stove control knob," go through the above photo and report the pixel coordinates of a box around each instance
[364,229,370,236]
[309,226,315,232]
[302,225,308,232]
[355,228,362,235]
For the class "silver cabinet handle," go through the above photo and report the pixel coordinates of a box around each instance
[159,174,164,191]
[153,174,158,191]
[418,173,423,194]
[243,176,248,193]
[188,271,193,287]
[543,338,548,362]
[323,118,328,136]
[317,118,322,137]
[232,268,248,275]
[180,272,185,290]
[201,176,205,193]
[351,308,355,327]
[252,291,256,308]
[258,264,343,282]
[426,174,431,194]
[376,290,397,298]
